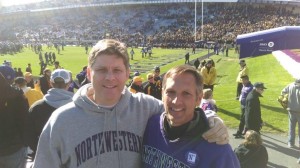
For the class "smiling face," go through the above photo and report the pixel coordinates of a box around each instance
[87,54,130,106]
[162,72,202,126]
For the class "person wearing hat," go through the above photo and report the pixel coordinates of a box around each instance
[26,69,74,159]
[200,59,217,91]
[128,76,144,93]
[0,66,29,168]
[236,60,249,100]
[281,78,300,148]
[233,75,253,138]
[14,77,43,107]
[143,73,159,98]
[244,82,267,134]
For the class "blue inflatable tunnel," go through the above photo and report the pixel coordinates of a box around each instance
[236,26,300,59]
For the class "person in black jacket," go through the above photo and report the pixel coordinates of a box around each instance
[194,58,200,69]
[0,66,29,168]
[39,68,52,95]
[245,82,266,133]
[26,69,73,159]
[234,130,268,168]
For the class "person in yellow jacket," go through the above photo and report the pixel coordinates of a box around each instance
[14,77,44,107]
[200,59,217,91]
[236,60,249,99]
[128,76,144,93]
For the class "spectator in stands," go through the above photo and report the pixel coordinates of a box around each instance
[234,130,268,168]
[33,39,229,168]
[0,66,29,168]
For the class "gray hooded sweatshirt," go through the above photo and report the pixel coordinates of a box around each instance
[281,82,300,112]
[33,83,164,168]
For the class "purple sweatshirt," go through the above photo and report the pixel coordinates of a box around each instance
[142,110,240,168]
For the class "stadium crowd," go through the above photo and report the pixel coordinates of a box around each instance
[0,2,299,51]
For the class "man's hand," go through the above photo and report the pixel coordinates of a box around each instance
[202,117,229,145]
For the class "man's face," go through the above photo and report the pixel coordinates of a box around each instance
[148,76,154,84]
[24,76,32,82]
[241,78,249,85]
[87,54,129,106]
[162,73,202,126]
[256,88,264,95]
[46,71,51,77]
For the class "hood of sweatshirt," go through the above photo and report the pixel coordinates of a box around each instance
[43,88,74,108]
[72,83,131,114]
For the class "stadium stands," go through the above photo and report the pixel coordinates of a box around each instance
[0,1,299,50]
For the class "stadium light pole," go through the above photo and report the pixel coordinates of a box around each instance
[195,0,204,42]
[194,0,197,42]
[201,0,203,41]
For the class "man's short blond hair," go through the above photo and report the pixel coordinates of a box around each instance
[88,39,129,69]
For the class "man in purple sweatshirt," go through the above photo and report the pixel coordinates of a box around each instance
[143,65,240,168]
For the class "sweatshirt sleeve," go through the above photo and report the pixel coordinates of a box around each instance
[33,116,63,168]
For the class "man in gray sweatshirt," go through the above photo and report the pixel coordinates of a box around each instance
[33,39,229,168]
[26,69,74,159]
[281,78,300,149]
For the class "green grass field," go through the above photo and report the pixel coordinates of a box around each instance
[0,46,294,135]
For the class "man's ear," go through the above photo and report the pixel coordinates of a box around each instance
[87,67,91,81]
